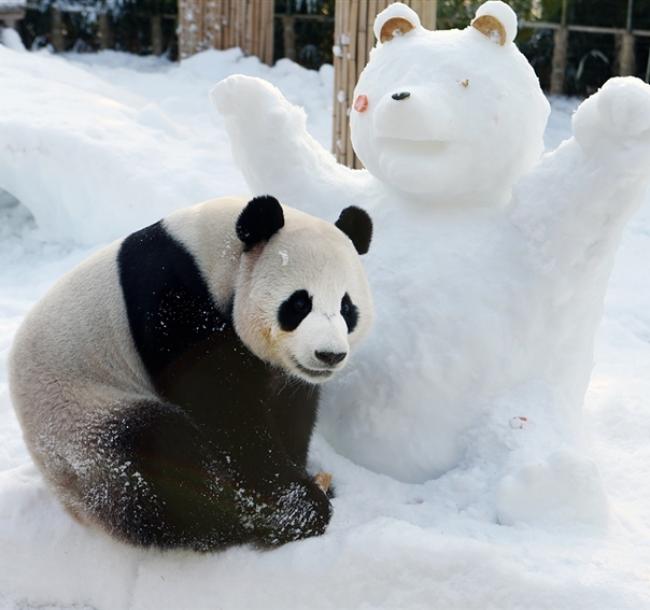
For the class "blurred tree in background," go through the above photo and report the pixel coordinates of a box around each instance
[274,0,334,70]
[16,0,650,97]
[19,0,177,55]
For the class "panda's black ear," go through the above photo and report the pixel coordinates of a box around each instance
[335,206,373,255]
[236,196,285,250]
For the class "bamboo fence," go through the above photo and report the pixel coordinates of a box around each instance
[178,0,274,63]
[333,0,437,168]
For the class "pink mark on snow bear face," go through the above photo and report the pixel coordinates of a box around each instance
[354,95,369,113]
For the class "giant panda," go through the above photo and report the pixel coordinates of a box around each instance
[8,195,373,551]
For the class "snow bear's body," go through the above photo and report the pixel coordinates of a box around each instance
[9,195,373,549]
[213,1,650,522]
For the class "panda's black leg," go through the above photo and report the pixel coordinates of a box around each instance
[213,417,333,547]
[78,400,250,550]
[78,400,330,549]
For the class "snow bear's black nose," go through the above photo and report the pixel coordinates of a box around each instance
[392,91,411,101]
[315,351,347,366]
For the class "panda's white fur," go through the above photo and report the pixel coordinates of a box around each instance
[9,195,373,549]
[163,197,373,381]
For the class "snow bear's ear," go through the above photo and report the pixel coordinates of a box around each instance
[236,195,285,251]
[374,2,421,44]
[471,1,518,46]
[335,206,373,255]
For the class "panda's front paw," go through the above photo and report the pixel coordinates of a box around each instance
[573,77,650,152]
[255,480,332,547]
[495,449,609,530]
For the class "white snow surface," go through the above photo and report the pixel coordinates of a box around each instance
[0,46,650,609]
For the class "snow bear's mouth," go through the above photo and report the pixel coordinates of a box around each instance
[377,137,448,156]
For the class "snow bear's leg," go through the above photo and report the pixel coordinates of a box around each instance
[211,75,366,210]
[53,400,330,550]
[512,77,650,271]
[496,449,609,529]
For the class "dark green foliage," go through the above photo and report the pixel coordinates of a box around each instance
[274,0,334,70]
[18,0,178,57]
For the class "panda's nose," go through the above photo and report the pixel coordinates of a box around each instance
[391,91,411,101]
[315,351,347,366]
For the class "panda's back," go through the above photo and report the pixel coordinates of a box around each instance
[9,239,151,471]
[9,216,234,438]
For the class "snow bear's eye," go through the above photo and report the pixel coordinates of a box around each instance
[341,293,359,333]
[278,290,312,331]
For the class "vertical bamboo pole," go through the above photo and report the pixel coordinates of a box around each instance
[420,0,436,30]
[50,6,65,52]
[338,0,351,163]
[366,0,376,59]
[354,0,368,168]
[332,0,344,158]
[246,0,254,59]
[213,0,222,50]
[151,15,163,54]
[550,0,568,95]
[263,0,274,64]
[619,0,635,76]
[98,12,113,50]
[346,1,359,167]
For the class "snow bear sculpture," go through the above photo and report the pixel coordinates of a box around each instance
[9,196,374,549]
[213,1,650,525]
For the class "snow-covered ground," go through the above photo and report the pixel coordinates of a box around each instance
[1,44,650,609]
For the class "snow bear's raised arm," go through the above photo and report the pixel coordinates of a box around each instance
[511,77,650,271]
[211,75,369,213]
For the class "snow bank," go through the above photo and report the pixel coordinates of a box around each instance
[0,28,25,52]
[0,47,332,244]
[1,47,650,610]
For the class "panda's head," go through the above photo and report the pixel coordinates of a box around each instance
[232,196,373,384]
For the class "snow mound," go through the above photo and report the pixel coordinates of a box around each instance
[496,450,609,529]
[0,46,332,245]
[0,27,25,52]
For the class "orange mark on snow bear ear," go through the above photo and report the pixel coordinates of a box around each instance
[471,14,507,46]
[380,17,415,43]
[354,95,369,112]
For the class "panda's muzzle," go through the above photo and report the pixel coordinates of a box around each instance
[290,354,347,381]
[294,362,334,379]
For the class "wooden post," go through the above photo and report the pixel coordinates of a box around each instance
[178,0,274,64]
[98,12,112,50]
[619,0,635,76]
[50,6,65,52]
[619,31,635,76]
[282,15,296,61]
[550,0,568,95]
[332,0,438,167]
[151,15,163,55]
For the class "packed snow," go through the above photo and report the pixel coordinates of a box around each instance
[1,41,650,610]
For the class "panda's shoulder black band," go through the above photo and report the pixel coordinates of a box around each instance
[118,220,231,390]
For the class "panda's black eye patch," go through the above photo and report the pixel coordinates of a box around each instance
[341,293,359,333]
[278,290,312,331]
